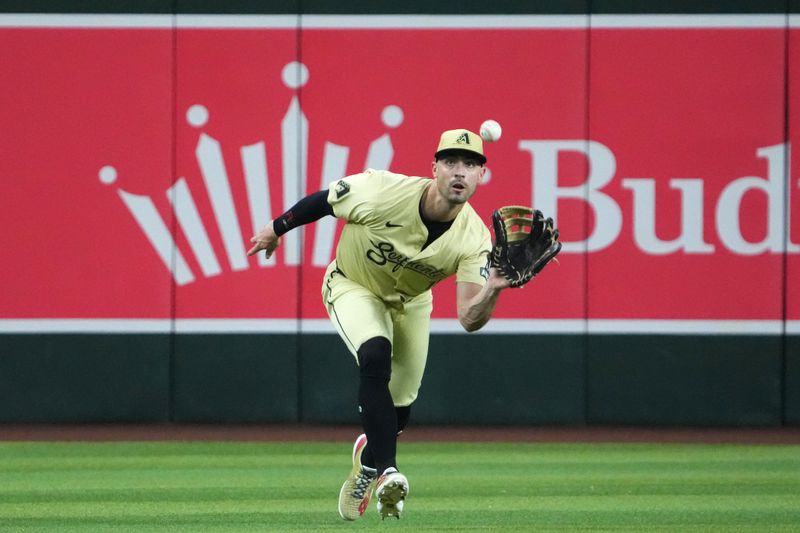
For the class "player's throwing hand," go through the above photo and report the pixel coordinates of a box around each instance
[247,223,281,258]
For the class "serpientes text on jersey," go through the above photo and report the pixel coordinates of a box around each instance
[367,240,447,280]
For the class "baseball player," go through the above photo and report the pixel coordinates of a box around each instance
[248,128,559,521]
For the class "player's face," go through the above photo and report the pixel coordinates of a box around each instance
[431,153,486,205]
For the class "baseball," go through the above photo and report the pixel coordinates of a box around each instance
[479,119,502,142]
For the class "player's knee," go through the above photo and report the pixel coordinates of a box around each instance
[357,336,392,381]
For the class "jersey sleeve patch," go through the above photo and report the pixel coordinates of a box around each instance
[334,179,350,199]
[479,250,491,280]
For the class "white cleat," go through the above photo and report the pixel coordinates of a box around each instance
[375,467,409,520]
[338,434,377,521]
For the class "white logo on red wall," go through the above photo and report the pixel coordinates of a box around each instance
[98,62,798,288]
[519,141,798,255]
[98,62,405,286]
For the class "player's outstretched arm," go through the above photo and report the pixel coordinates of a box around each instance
[456,268,510,332]
[246,189,334,259]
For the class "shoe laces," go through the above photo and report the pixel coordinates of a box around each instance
[352,467,377,499]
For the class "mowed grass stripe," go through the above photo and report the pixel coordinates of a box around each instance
[0,442,798,532]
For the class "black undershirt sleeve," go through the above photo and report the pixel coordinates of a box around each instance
[272,190,334,236]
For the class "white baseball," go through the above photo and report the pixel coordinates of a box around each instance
[479,119,502,142]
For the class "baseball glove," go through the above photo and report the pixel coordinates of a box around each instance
[491,206,562,288]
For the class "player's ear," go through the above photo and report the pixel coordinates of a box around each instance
[431,160,439,177]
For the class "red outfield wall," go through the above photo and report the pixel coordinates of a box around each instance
[0,16,798,333]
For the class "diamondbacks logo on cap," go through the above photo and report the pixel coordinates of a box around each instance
[456,132,471,145]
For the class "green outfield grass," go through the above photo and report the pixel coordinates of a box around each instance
[0,440,798,532]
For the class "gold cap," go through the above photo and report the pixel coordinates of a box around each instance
[434,129,486,164]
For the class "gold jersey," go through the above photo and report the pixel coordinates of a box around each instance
[326,169,492,303]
